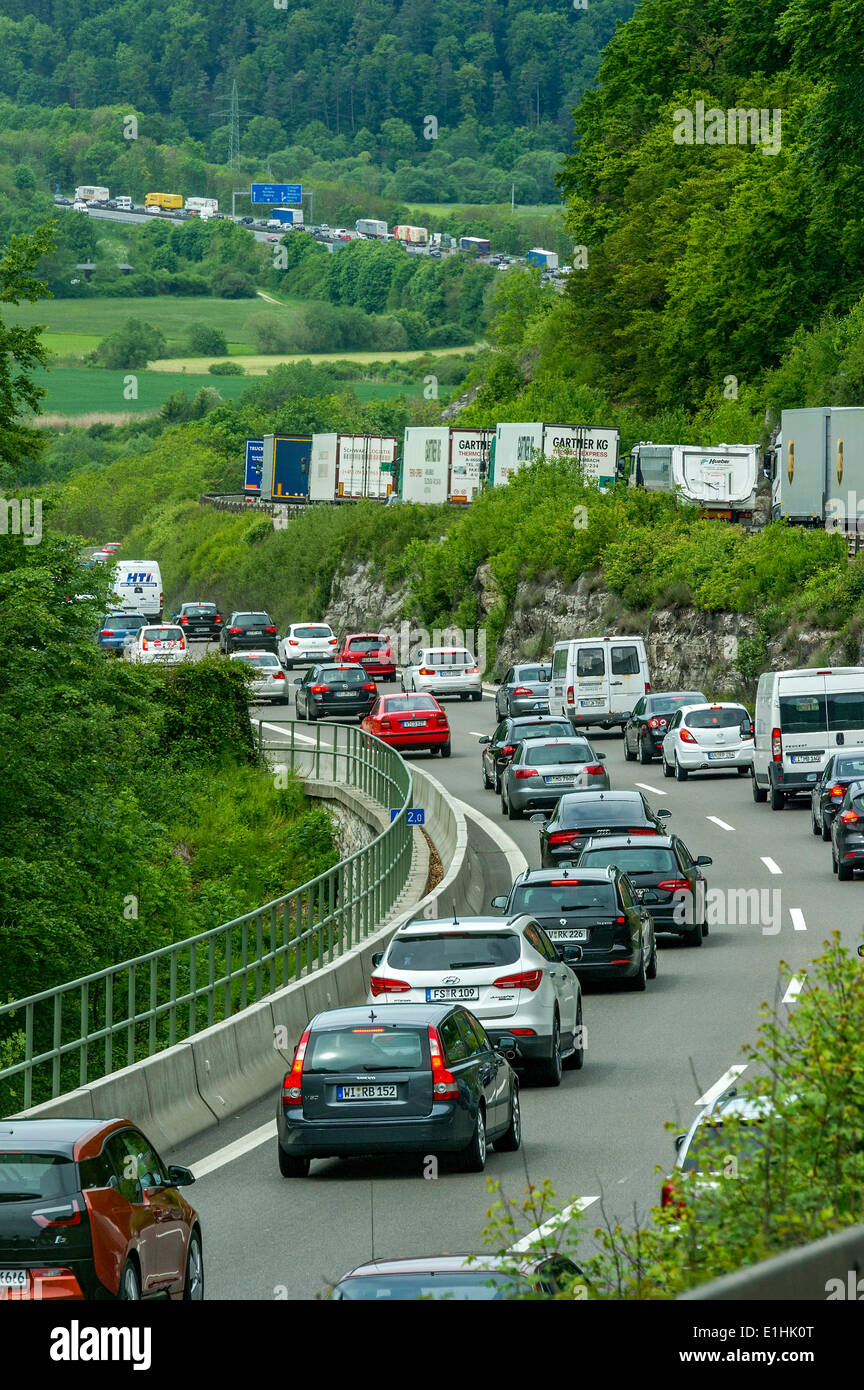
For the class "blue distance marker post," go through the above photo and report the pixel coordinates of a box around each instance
[391,809,425,824]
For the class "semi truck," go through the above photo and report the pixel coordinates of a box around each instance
[260,435,313,501]
[628,442,759,520]
[773,406,864,528]
[185,197,218,216]
[526,248,559,271]
[244,439,264,494]
[459,237,491,255]
[449,430,493,503]
[355,218,388,239]
[268,208,303,227]
[401,427,449,503]
[393,225,428,244]
[74,185,109,203]
[490,423,619,489]
[309,434,397,501]
[145,192,183,211]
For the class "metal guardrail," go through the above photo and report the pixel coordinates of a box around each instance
[0,723,413,1111]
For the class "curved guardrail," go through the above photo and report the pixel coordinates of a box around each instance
[0,723,414,1112]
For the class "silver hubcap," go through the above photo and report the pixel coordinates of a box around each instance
[187,1239,203,1299]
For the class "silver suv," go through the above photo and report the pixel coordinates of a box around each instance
[401,647,482,701]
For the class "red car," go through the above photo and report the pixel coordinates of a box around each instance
[362,694,451,757]
[338,632,396,681]
[0,1117,202,1301]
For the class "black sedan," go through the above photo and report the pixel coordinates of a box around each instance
[531,790,671,868]
[623,691,707,763]
[479,715,573,793]
[575,834,711,946]
[276,1004,521,1176]
[494,663,552,719]
[294,663,378,721]
[492,866,657,990]
[811,752,864,841]
[172,601,224,641]
[831,780,864,879]
[219,611,279,654]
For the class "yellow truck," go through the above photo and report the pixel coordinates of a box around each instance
[145,192,183,211]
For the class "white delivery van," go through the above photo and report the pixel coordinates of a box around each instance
[548,636,650,731]
[109,562,164,620]
[752,666,864,809]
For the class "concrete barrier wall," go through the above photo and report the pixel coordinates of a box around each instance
[679,1222,864,1301]
[16,763,467,1150]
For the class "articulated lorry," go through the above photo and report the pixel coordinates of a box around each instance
[627,442,759,521]
[772,407,864,529]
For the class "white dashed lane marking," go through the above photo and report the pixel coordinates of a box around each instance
[761,857,782,875]
[790,908,807,931]
[706,815,735,831]
[695,1065,748,1108]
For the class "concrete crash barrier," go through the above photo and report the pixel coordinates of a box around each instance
[14,1088,96,1123]
[679,1221,864,1300]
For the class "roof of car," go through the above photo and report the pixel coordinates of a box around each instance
[513,866,617,885]
[580,834,674,849]
[337,1254,557,1279]
[677,701,749,712]
[505,715,571,726]
[230,650,280,659]
[516,735,591,745]
[0,1117,114,1150]
[307,1003,471,1028]
[397,915,530,935]
[559,790,642,803]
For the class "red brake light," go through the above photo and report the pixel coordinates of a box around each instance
[265,626,277,633]
[656,878,690,892]
[840,809,859,824]
[100,629,114,637]
[514,768,538,779]
[32,1199,82,1228]
[648,716,667,728]
[273,671,285,680]
[661,1182,683,1212]
[282,1027,311,1107]
[466,665,479,674]
[624,827,655,835]
[229,626,242,634]
[435,713,448,726]
[829,784,846,797]
[418,667,435,675]
[679,728,697,743]
[512,686,532,696]
[427,1025,459,1099]
[328,637,338,644]
[771,727,782,761]
[584,764,604,774]
[379,717,391,730]
[615,915,627,924]
[363,683,376,690]
[214,616,222,623]
[501,744,516,757]
[566,685,574,704]
[645,681,651,693]
[310,685,330,694]
[548,830,578,844]
[493,969,543,992]
[370,975,411,996]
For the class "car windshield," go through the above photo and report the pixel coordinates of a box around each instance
[511,722,572,741]
[0,1151,77,1201]
[388,932,521,970]
[514,667,549,682]
[102,615,146,630]
[559,797,646,828]
[510,883,617,912]
[685,708,748,728]
[306,1029,424,1073]
[143,627,183,641]
[649,694,705,714]
[383,697,438,712]
[237,614,271,627]
[334,1272,532,1300]
[580,847,677,874]
[520,743,592,766]
[426,650,473,665]
[348,636,385,651]
[319,667,368,684]
[295,626,332,639]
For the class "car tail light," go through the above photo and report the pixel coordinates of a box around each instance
[274,671,285,681]
[362,682,376,690]
[370,975,411,996]
[679,728,697,743]
[310,685,330,694]
[215,616,222,623]
[771,727,782,761]
[584,764,604,774]
[32,1199,82,1228]
[466,666,479,674]
[548,830,579,845]
[625,827,655,835]
[229,626,242,634]
[501,744,516,757]
[645,681,651,692]
[265,626,277,633]
[514,768,538,779]
[160,592,164,611]
[840,809,859,824]
[281,1027,311,1107]
[512,686,532,696]
[419,667,435,676]
[328,637,338,644]
[656,879,690,892]
[829,784,846,798]
[615,916,627,924]
[493,969,543,991]
[179,639,186,650]
[427,1025,459,1100]
[179,616,188,624]
[435,714,448,726]
[509,1028,536,1036]
[288,639,298,645]
[566,685,574,704]
[661,1182,683,1212]
[379,716,392,730]
[648,716,667,729]
[100,629,115,637]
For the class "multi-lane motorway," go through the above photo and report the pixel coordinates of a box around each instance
[166,679,851,1299]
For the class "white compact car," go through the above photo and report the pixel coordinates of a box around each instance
[229,650,290,703]
[401,647,482,701]
[367,916,583,1086]
[278,623,338,668]
[661,702,754,780]
[122,624,187,665]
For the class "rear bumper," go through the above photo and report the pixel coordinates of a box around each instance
[675,748,752,771]
[568,710,622,728]
[277,1104,473,1156]
[380,730,449,748]
[484,1028,552,1062]
[570,953,644,981]
[316,698,376,716]
[509,698,550,715]
[414,678,482,697]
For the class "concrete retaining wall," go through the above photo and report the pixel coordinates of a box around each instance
[679,1222,864,1301]
[16,764,466,1150]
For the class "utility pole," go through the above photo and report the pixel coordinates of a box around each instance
[511,182,515,211]
[228,80,240,171]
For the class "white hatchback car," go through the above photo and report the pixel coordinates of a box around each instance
[278,622,338,668]
[229,650,290,703]
[661,702,754,781]
[367,916,583,1086]
[122,624,187,665]
[401,647,482,701]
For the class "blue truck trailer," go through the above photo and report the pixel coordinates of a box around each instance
[261,435,313,501]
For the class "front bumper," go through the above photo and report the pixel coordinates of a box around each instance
[277,1104,474,1156]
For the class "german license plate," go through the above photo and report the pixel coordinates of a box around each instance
[580,699,604,707]
[337,1084,397,1100]
[402,720,425,727]
[546,775,573,783]
[335,690,353,697]
[195,626,208,632]
[547,928,588,942]
[426,986,479,1001]
[791,753,820,763]
[0,1271,26,1288]
[534,701,549,710]
[707,751,733,760]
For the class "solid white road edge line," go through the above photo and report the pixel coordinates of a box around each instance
[761,857,782,875]
[510,1196,601,1253]
[695,1064,748,1108]
[789,908,807,931]
[191,1120,277,1179]
[452,796,529,879]
[707,815,735,831]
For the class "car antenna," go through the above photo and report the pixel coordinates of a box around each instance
[452,901,458,924]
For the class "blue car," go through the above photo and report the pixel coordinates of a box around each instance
[97,611,148,655]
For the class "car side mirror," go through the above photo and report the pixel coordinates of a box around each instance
[167,1164,195,1187]
[293,677,302,685]
[657,808,672,818]
[371,951,383,968]
[596,751,606,760]
[478,735,491,744]
[695,855,712,866]
[490,895,508,910]
[674,1134,687,1152]
[530,812,549,825]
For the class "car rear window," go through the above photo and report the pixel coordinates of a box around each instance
[511,721,572,741]
[559,797,645,828]
[426,650,474,665]
[0,1151,78,1200]
[144,627,183,641]
[238,654,280,668]
[520,742,593,766]
[388,932,521,971]
[580,847,677,873]
[648,694,705,714]
[827,691,864,730]
[102,614,146,629]
[294,625,332,639]
[319,666,368,684]
[306,1028,424,1072]
[684,707,748,728]
[183,605,216,617]
[834,756,864,779]
[383,696,437,712]
[347,636,385,651]
[510,882,617,912]
[237,613,271,627]
[681,1122,767,1173]
[779,694,826,734]
[334,1272,530,1300]
[514,666,549,682]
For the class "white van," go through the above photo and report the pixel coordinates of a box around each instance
[753,666,864,809]
[109,562,164,620]
[548,636,650,731]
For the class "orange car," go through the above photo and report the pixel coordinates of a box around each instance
[362,693,451,757]
[0,1117,202,1300]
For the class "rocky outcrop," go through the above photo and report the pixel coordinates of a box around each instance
[326,561,409,634]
